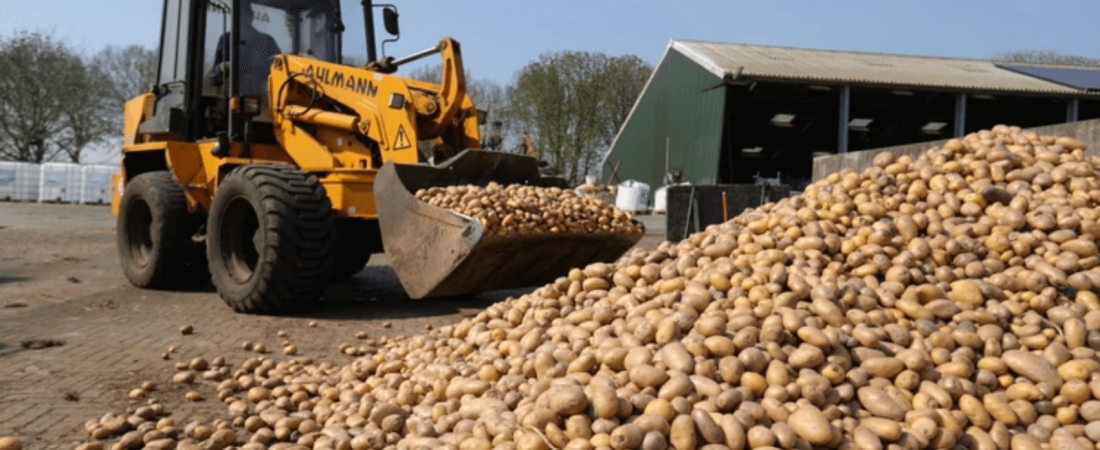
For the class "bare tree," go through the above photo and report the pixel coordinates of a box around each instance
[404,63,442,84]
[403,63,506,114]
[77,45,157,162]
[992,49,1100,67]
[342,54,368,67]
[0,34,150,163]
[92,45,157,106]
[0,31,88,162]
[404,63,511,151]
[57,63,116,163]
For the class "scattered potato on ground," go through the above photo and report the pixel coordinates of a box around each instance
[0,437,22,450]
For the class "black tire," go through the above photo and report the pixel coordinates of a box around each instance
[116,171,208,288]
[207,165,336,314]
[329,219,383,282]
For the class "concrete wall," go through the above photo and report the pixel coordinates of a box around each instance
[811,119,1100,181]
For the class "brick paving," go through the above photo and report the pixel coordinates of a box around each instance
[0,203,667,449]
[0,282,505,449]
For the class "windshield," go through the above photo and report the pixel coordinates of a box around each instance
[248,0,341,62]
[215,0,341,121]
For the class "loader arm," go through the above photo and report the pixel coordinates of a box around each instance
[266,37,479,171]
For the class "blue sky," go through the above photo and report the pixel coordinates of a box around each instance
[3,0,1099,86]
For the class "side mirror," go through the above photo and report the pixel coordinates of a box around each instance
[382,8,400,35]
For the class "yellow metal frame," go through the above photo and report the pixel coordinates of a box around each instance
[113,37,481,222]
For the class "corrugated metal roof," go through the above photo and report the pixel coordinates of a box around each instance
[672,40,1089,95]
[996,64,1100,91]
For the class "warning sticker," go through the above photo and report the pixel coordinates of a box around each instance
[393,125,412,150]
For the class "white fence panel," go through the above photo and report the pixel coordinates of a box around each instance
[80,165,118,204]
[0,162,41,202]
[38,163,83,203]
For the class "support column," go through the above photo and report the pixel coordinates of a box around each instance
[1067,99,1080,123]
[838,86,850,154]
[954,93,967,138]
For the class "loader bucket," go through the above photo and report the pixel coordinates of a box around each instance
[374,149,643,299]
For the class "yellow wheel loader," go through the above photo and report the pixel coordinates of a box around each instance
[112,0,641,313]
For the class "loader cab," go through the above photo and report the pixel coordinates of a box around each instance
[143,0,344,143]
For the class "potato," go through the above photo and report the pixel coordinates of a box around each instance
[629,365,670,389]
[669,415,696,450]
[1057,359,1100,382]
[857,387,906,420]
[691,409,724,444]
[641,431,668,450]
[610,424,643,450]
[74,127,1100,450]
[549,385,589,416]
[787,405,836,446]
[589,378,620,420]
[860,357,905,379]
[0,438,21,450]
[416,182,642,236]
[171,372,195,385]
[1001,350,1062,388]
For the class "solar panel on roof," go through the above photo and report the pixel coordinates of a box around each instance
[996,64,1100,91]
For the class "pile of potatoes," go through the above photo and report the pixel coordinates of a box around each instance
[79,125,1100,450]
[414,182,643,236]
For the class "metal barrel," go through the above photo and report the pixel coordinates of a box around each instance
[374,150,643,299]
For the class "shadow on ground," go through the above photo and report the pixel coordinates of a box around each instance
[300,264,534,321]
[0,275,29,286]
[0,341,14,358]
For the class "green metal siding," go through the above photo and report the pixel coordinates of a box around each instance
[606,49,725,194]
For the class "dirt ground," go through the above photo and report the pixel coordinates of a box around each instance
[0,202,667,449]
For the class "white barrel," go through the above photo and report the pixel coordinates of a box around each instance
[615,185,640,212]
[584,175,598,185]
[654,186,669,213]
[38,163,82,203]
[616,180,650,212]
[80,165,118,204]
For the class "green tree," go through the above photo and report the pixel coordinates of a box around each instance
[508,51,652,183]
[594,55,651,147]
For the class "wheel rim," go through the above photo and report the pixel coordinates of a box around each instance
[126,198,154,267]
[220,196,261,283]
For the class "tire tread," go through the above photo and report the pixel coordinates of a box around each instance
[210,165,336,314]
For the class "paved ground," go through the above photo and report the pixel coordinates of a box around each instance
[0,202,667,449]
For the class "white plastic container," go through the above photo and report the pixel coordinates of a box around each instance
[653,186,669,213]
[615,180,650,213]
[38,163,82,203]
[80,165,118,204]
[0,162,41,202]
